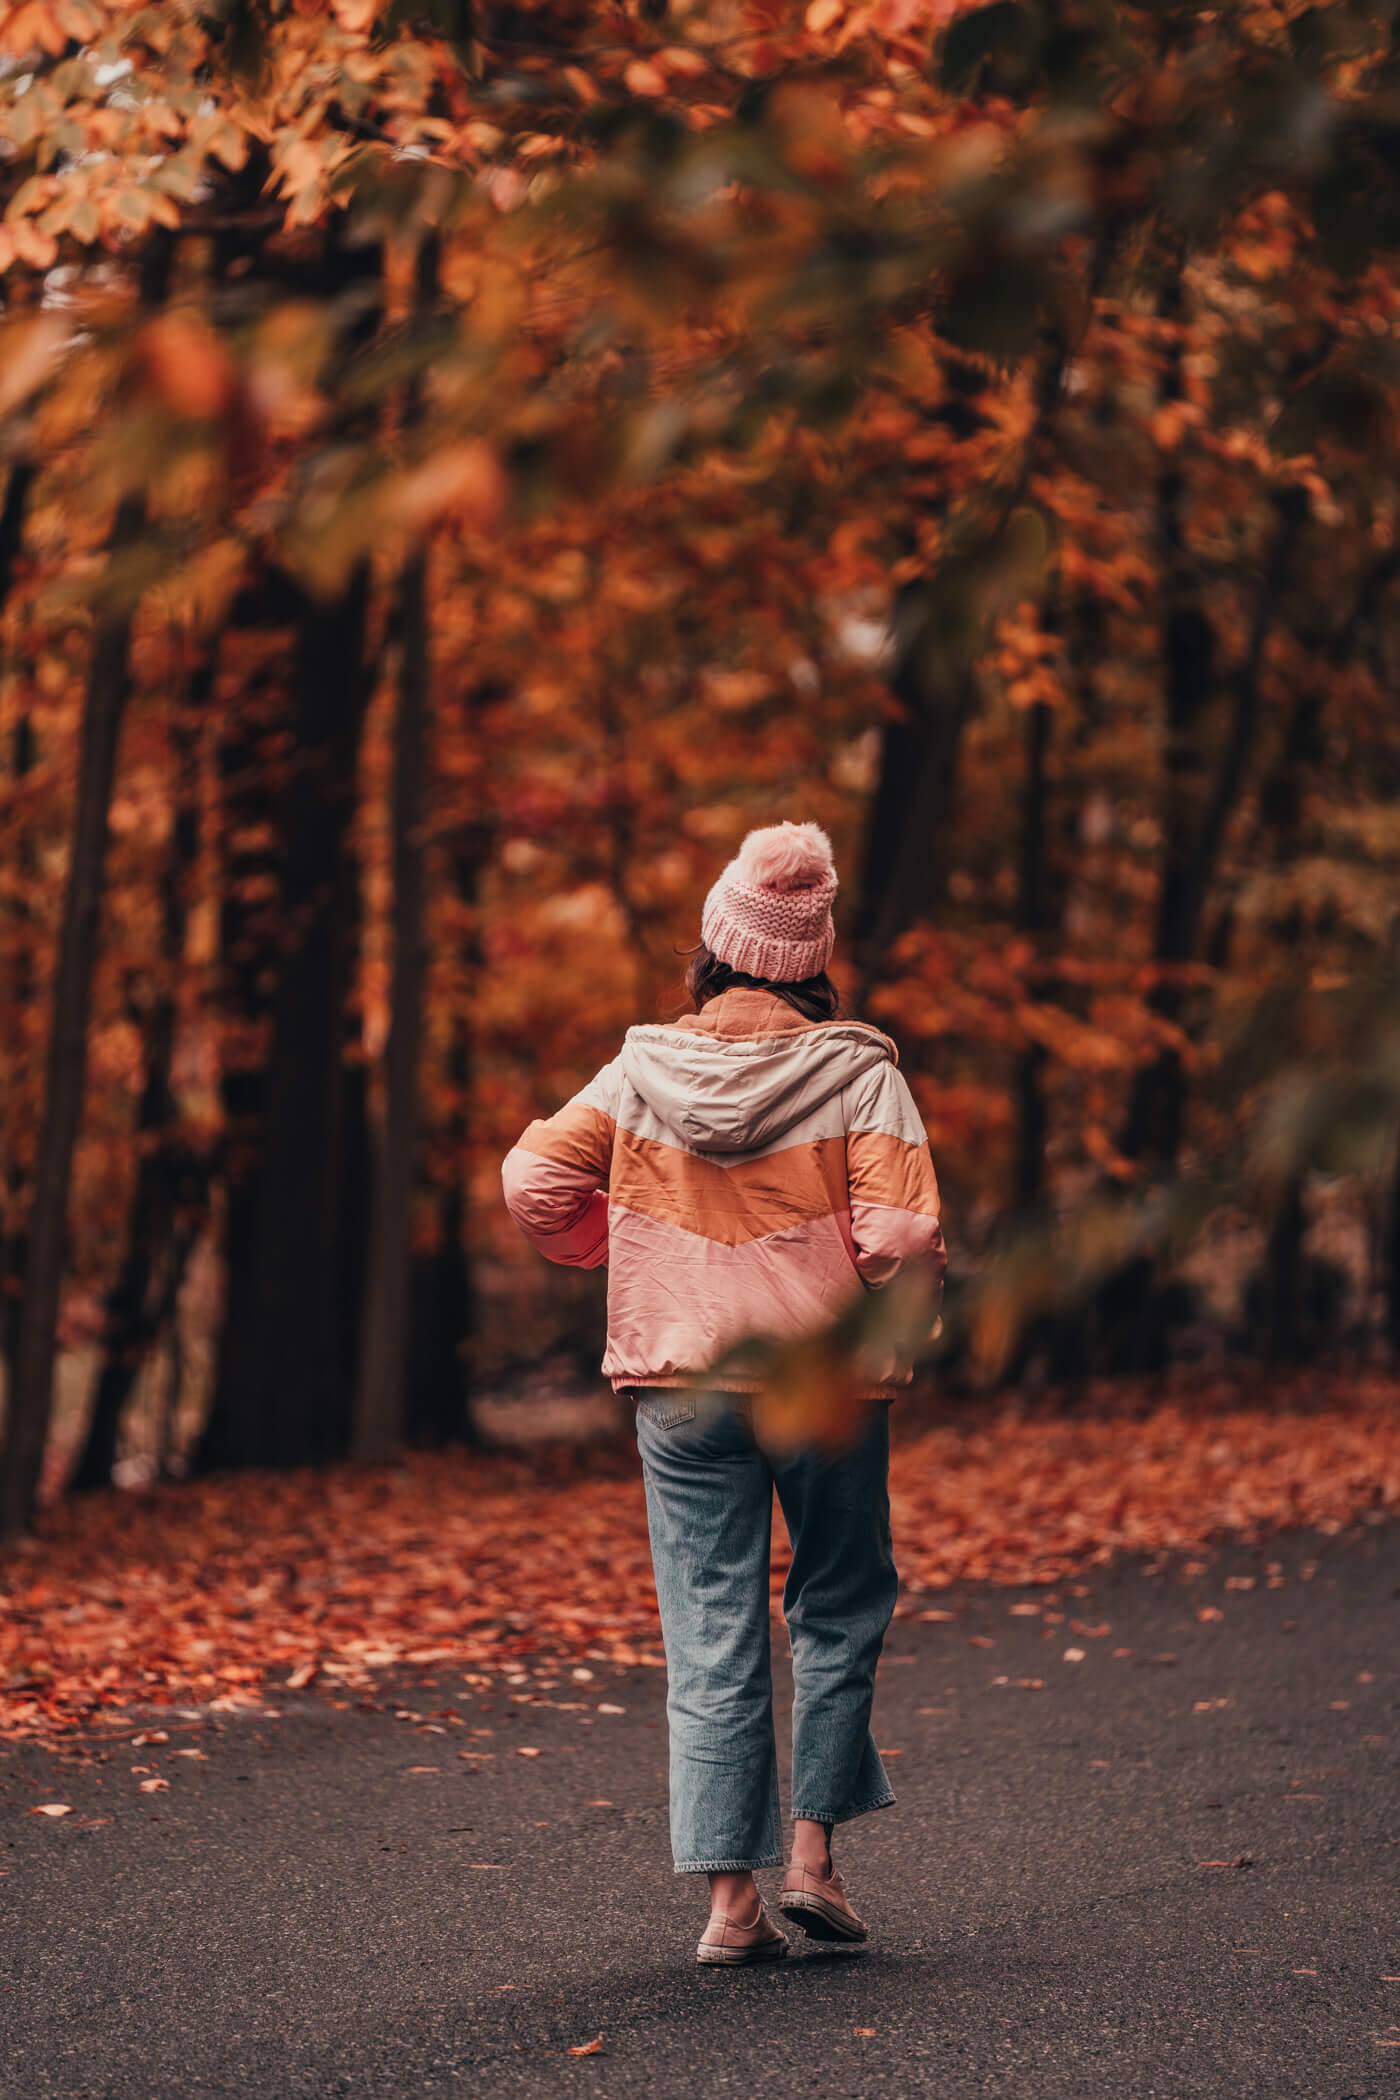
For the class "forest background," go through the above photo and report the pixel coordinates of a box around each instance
[2,0,1400,1558]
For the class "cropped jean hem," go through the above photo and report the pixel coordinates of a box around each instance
[792,1790,896,1826]
[673,1853,785,1876]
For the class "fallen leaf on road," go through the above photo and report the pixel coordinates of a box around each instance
[131,1731,168,1746]
[1293,1969,1317,1975]
[588,1800,614,1806]
[515,1746,541,1758]
[495,1985,518,1992]
[139,1777,168,1793]
[1070,1621,1111,1638]
[1330,1701,1350,1711]
[11,1375,1400,1744]
[1063,1648,1086,1663]
[1008,1603,1040,1616]
[470,1863,504,1870]
[877,1746,902,1757]
[172,1748,207,1759]
[567,2036,604,2056]
[1197,1607,1223,1623]
[596,1703,626,1715]
[1198,1856,1252,1869]
[854,2027,877,2036]
[407,1766,440,1774]
[968,1635,995,1649]
[285,1663,318,1690]
[31,1803,72,1817]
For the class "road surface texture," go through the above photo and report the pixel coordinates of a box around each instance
[3,1522,1397,2098]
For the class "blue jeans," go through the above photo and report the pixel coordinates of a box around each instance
[632,1389,898,1875]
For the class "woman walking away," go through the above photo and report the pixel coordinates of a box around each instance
[502,822,946,1965]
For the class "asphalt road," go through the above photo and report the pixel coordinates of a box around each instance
[3,1521,1398,2099]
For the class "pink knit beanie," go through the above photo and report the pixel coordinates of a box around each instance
[700,822,838,984]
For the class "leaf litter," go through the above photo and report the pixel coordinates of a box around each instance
[4,1373,1399,1742]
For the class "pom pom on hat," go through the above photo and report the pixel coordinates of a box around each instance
[732,821,835,893]
[701,821,839,984]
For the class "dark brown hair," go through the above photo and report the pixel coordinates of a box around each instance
[683,944,841,1023]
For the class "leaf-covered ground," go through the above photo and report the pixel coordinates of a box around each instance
[4,1372,1398,1743]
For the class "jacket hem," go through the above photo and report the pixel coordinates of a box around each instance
[614,1376,906,1402]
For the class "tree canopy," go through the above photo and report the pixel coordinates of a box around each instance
[2,0,1400,1534]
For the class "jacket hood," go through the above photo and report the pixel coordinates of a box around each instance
[618,1018,895,1156]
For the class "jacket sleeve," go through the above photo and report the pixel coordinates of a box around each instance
[844,1061,947,1291]
[500,1062,619,1270]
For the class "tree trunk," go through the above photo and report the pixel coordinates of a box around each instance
[1119,280,1307,1176]
[0,459,34,613]
[0,494,147,1541]
[0,459,39,1370]
[1014,696,1053,1209]
[196,575,301,1474]
[1262,1173,1306,1363]
[409,833,484,1447]
[853,650,976,1005]
[354,549,429,1461]
[70,661,210,1491]
[215,568,373,1471]
[200,214,382,1475]
[0,203,176,1525]
[1386,1130,1400,1357]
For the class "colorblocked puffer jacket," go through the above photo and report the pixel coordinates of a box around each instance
[501,987,947,1394]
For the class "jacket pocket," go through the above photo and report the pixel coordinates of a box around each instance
[635,1393,697,1431]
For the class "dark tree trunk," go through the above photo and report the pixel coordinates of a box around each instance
[853,647,976,1004]
[352,231,438,1462]
[199,212,382,1476]
[0,459,39,1370]
[1262,1174,1306,1363]
[409,836,484,1447]
[196,576,301,1475]
[1387,1130,1400,1357]
[213,568,373,1471]
[0,712,37,1376]
[354,549,430,1461]
[0,459,34,612]
[410,1182,474,1444]
[853,311,1076,1006]
[0,496,147,1541]
[1015,696,1053,1209]
[70,661,211,1491]
[0,233,173,1536]
[1256,553,1399,1359]
[1120,452,1306,1171]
